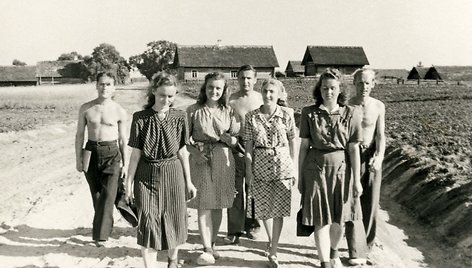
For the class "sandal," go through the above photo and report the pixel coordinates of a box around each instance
[264,242,271,257]
[268,254,279,268]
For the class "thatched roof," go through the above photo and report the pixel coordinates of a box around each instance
[36,60,82,77]
[302,46,369,66]
[174,45,279,68]
[375,69,409,80]
[285,61,304,73]
[407,66,429,79]
[0,66,37,81]
[424,66,472,81]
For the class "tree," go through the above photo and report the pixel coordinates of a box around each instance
[12,59,26,66]
[58,51,83,61]
[129,40,177,80]
[82,43,130,84]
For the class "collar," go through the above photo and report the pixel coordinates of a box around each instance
[257,105,284,119]
[319,104,340,114]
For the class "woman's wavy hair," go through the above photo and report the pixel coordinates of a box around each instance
[312,68,347,107]
[144,72,179,109]
[261,78,289,107]
[197,72,229,107]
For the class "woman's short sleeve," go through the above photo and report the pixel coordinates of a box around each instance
[348,106,363,143]
[128,113,143,149]
[299,106,311,139]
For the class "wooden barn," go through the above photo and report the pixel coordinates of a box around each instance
[375,69,409,83]
[173,45,279,80]
[285,61,304,77]
[0,66,37,87]
[36,61,84,85]
[424,66,472,82]
[407,66,429,80]
[301,46,369,76]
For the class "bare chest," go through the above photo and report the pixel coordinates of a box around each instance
[85,106,119,127]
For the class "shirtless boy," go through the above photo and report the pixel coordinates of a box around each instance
[75,72,128,247]
[225,65,263,244]
[346,68,386,265]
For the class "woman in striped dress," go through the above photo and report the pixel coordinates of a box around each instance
[126,72,197,268]
[186,72,238,265]
[242,78,296,268]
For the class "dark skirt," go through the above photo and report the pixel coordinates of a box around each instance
[300,149,361,228]
[134,157,187,250]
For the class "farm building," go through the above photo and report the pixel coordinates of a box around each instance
[0,66,37,86]
[173,45,279,80]
[424,66,472,82]
[36,61,84,85]
[375,69,409,83]
[301,46,369,76]
[285,61,304,77]
[407,66,429,80]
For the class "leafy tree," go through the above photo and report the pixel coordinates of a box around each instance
[129,40,177,80]
[82,43,130,84]
[12,59,26,66]
[58,51,83,61]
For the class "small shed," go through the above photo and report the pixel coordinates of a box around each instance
[407,66,429,80]
[301,46,369,76]
[0,66,37,86]
[424,66,472,82]
[36,61,84,85]
[285,61,304,77]
[173,45,279,80]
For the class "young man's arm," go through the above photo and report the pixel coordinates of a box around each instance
[371,102,386,171]
[117,106,129,178]
[75,104,87,172]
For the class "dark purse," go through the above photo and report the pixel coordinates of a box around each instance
[296,208,314,237]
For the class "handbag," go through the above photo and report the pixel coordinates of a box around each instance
[296,208,314,237]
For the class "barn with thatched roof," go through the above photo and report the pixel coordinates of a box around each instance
[173,45,279,80]
[407,66,429,80]
[424,66,472,82]
[0,66,37,86]
[36,61,84,85]
[301,46,369,76]
[285,61,304,77]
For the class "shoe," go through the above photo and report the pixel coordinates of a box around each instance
[245,231,258,240]
[330,257,344,268]
[348,258,367,266]
[167,258,180,268]
[93,240,106,247]
[212,242,220,259]
[268,254,279,268]
[223,234,240,245]
[196,251,215,265]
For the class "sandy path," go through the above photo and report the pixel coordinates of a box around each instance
[0,92,447,268]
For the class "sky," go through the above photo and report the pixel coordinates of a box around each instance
[1,0,472,70]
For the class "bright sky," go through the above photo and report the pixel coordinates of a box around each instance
[1,0,471,70]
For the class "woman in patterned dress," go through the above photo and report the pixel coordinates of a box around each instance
[298,68,363,268]
[186,72,238,265]
[125,72,197,268]
[242,78,296,268]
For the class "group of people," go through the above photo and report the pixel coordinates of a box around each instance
[75,64,385,268]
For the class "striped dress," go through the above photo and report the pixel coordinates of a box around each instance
[128,108,189,250]
[186,103,237,210]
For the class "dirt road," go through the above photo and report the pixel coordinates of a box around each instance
[0,92,454,268]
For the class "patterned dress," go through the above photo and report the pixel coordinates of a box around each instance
[242,105,295,220]
[128,108,189,250]
[299,104,362,228]
[186,103,238,210]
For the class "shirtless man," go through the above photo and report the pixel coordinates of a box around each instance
[346,68,386,265]
[75,72,129,247]
[225,65,263,244]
